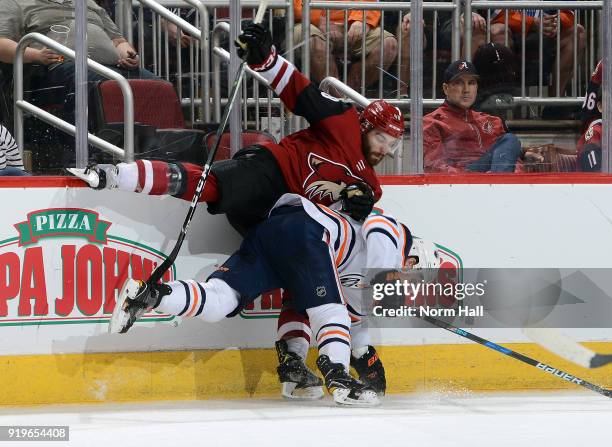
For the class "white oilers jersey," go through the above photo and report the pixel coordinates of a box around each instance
[272,194,412,318]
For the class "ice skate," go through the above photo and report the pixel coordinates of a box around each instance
[276,340,324,400]
[351,345,386,396]
[109,279,170,334]
[316,355,380,407]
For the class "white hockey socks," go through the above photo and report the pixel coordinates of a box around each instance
[350,322,371,358]
[155,278,239,322]
[306,303,351,370]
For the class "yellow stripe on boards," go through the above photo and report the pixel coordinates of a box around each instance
[1,343,612,406]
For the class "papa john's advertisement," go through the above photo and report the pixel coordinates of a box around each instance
[0,207,176,327]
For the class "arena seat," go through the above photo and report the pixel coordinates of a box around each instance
[204,129,277,161]
[93,79,209,164]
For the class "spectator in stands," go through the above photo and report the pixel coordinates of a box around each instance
[391,11,425,96]
[0,124,28,176]
[0,0,156,119]
[423,60,521,173]
[489,7,585,113]
[581,59,602,132]
[292,0,397,91]
[471,42,519,117]
[576,86,602,172]
[441,11,487,60]
[394,9,485,95]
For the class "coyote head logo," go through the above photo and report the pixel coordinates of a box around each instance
[303,154,363,204]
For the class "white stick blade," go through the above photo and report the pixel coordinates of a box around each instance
[254,1,269,24]
[523,328,595,369]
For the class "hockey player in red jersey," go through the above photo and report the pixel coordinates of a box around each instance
[75,23,404,402]
[75,23,404,232]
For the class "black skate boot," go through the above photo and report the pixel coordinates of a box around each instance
[275,339,324,400]
[316,355,380,407]
[109,279,171,334]
[350,345,386,395]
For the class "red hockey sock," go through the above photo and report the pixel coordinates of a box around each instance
[177,164,220,203]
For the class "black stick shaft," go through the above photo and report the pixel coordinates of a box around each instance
[420,315,612,398]
[146,1,269,286]
[147,61,247,285]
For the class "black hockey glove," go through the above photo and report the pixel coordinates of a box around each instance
[340,182,375,222]
[234,23,276,69]
[350,345,386,395]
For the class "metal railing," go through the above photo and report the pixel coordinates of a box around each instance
[466,1,602,102]
[129,0,211,122]
[306,1,460,100]
[14,33,135,162]
[21,0,608,175]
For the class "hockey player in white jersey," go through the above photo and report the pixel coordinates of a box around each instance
[277,229,441,399]
[110,183,416,406]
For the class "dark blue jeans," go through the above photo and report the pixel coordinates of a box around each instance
[467,133,522,173]
[0,167,30,176]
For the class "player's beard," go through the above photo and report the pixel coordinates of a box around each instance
[362,133,383,166]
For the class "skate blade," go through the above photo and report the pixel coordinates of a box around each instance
[281,382,324,400]
[108,279,143,334]
[331,388,381,407]
[66,168,100,188]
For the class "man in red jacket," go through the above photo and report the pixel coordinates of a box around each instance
[423,60,521,173]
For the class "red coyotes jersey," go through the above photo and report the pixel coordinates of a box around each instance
[255,55,382,205]
[423,101,506,173]
[580,60,602,131]
[131,55,382,207]
[576,118,602,162]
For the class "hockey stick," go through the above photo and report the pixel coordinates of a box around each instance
[523,327,612,369]
[419,315,612,398]
[145,0,268,286]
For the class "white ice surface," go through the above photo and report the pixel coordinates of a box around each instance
[0,392,609,446]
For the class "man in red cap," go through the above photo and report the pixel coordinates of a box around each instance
[77,23,404,231]
[423,60,521,173]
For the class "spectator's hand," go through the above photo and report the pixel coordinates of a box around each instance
[400,12,425,34]
[347,21,371,49]
[446,166,461,174]
[116,42,140,69]
[401,13,411,33]
[461,13,486,32]
[34,48,62,65]
[316,11,343,49]
[538,13,559,38]
[166,22,197,48]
